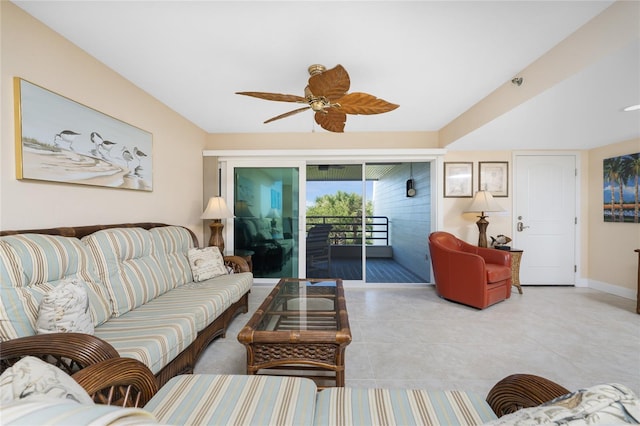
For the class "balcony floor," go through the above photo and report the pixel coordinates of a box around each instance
[325,258,427,283]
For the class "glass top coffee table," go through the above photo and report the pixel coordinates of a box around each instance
[237,277,351,388]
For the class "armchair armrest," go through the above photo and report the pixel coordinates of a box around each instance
[224,255,251,273]
[462,243,511,266]
[72,358,158,407]
[486,373,570,417]
[0,333,120,375]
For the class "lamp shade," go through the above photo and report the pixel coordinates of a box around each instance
[201,197,233,220]
[235,200,255,218]
[464,190,504,214]
[266,208,280,219]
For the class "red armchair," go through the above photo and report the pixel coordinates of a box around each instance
[428,231,512,309]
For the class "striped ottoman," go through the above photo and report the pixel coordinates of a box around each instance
[144,374,317,426]
[313,387,498,426]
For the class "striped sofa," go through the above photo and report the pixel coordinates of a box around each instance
[143,374,498,425]
[0,223,253,387]
[3,354,501,426]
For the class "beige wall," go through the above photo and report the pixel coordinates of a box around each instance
[587,138,640,295]
[206,131,440,150]
[440,151,513,244]
[0,3,208,243]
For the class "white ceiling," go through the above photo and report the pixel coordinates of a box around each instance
[13,1,640,151]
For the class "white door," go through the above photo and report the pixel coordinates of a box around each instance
[514,155,576,285]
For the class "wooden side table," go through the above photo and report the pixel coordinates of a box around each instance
[494,247,523,294]
[509,249,524,294]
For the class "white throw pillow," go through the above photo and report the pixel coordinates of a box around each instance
[485,383,640,425]
[36,278,94,335]
[188,247,227,282]
[0,356,94,404]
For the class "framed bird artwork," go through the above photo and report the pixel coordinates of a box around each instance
[14,77,153,191]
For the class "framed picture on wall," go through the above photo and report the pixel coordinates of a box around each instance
[479,161,508,197]
[444,162,473,197]
[14,77,153,191]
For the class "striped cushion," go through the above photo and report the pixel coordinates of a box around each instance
[0,235,112,341]
[313,388,498,426]
[149,226,194,288]
[83,228,170,317]
[145,375,317,426]
[93,310,196,374]
[1,399,158,425]
[139,271,252,332]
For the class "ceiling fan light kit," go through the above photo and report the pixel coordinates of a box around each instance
[236,64,399,133]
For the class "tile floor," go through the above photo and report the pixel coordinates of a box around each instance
[194,284,640,400]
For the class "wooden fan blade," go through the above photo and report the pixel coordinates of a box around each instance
[308,65,350,101]
[315,109,346,133]
[334,92,399,115]
[264,106,311,124]
[236,92,307,103]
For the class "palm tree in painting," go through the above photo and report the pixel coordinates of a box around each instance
[603,157,622,221]
[627,153,640,223]
[617,156,631,222]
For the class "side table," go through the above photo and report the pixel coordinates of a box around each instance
[508,249,524,294]
[496,247,523,294]
[234,249,254,272]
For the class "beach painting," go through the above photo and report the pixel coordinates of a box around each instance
[14,78,152,191]
[603,152,639,223]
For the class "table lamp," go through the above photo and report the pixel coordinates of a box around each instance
[464,190,504,248]
[201,197,234,254]
[266,208,280,231]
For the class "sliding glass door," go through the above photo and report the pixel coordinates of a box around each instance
[305,162,430,283]
[233,167,299,279]
[219,155,434,284]
[306,164,364,280]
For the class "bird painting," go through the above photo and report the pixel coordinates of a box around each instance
[121,147,134,169]
[133,146,147,165]
[53,130,81,150]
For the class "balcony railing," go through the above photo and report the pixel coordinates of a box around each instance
[306,216,389,246]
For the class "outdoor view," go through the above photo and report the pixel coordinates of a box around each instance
[305,163,429,283]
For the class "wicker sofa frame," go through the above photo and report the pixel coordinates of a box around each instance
[0,222,251,387]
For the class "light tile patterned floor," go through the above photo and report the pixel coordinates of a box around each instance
[195,285,640,400]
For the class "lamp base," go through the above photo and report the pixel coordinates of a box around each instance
[476,215,489,248]
[208,220,225,254]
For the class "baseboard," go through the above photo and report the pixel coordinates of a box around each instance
[588,279,636,300]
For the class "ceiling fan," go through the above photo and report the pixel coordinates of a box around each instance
[236,64,399,133]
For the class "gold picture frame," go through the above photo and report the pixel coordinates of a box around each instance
[479,161,508,197]
[444,162,473,198]
[14,78,153,191]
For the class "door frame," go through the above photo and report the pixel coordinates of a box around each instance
[206,149,445,286]
[512,151,584,287]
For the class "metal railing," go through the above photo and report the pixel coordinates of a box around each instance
[306,216,389,245]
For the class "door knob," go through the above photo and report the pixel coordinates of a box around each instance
[516,222,530,232]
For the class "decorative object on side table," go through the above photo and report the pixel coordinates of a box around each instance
[201,197,234,254]
[491,234,512,250]
[465,190,505,248]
